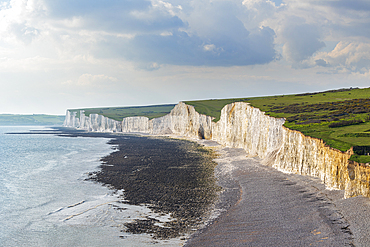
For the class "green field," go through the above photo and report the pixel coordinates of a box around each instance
[68,104,176,121]
[0,114,65,126]
[185,87,370,163]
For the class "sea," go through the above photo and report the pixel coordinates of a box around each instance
[0,126,186,247]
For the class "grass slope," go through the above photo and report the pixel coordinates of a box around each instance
[68,104,176,121]
[185,87,370,164]
[0,114,65,126]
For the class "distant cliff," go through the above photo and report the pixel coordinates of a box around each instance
[64,102,370,198]
[64,110,122,132]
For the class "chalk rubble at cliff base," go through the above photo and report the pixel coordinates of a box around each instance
[64,101,370,199]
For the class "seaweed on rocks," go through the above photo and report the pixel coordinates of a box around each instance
[86,135,221,239]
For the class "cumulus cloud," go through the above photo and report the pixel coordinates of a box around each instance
[43,0,184,33]
[0,0,369,72]
[3,0,370,115]
[0,0,295,69]
[96,0,278,67]
[242,0,280,29]
[312,1,370,40]
[263,0,370,74]
[313,42,370,72]
[1,0,370,99]
[0,0,272,68]
[127,27,276,66]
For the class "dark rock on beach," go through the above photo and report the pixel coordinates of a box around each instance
[17,127,222,240]
[85,135,222,239]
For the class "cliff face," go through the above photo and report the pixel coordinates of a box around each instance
[212,103,285,158]
[211,103,369,197]
[122,116,149,133]
[272,128,352,191]
[273,128,353,189]
[63,102,370,198]
[150,102,214,138]
[118,102,214,137]
[64,110,122,132]
[64,110,80,128]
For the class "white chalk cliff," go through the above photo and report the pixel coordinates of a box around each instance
[64,102,370,198]
[64,110,122,132]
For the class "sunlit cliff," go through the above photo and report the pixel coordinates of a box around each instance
[64,102,370,198]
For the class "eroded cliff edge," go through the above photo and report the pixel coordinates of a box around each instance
[64,102,370,198]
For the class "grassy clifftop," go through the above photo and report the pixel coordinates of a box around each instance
[68,104,176,121]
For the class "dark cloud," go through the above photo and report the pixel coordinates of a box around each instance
[35,0,283,68]
[281,18,325,62]
[188,1,249,40]
[311,0,370,40]
[43,0,184,32]
[331,22,370,39]
[95,26,276,67]
[44,0,150,18]
[84,0,277,67]
[319,0,370,12]
[315,59,329,67]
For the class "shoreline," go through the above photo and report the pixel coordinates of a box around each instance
[29,127,370,246]
[50,127,226,241]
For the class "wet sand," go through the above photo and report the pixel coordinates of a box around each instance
[186,142,370,246]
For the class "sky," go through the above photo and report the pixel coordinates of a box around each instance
[0,0,370,115]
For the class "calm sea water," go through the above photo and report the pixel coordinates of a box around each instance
[0,126,185,247]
